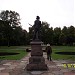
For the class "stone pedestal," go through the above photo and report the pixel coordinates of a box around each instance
[26,40,48,71]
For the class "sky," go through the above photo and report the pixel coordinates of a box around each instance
[0,0,74,31]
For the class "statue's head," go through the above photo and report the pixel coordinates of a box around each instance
[36,16,40,19]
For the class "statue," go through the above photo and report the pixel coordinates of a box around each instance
[26,16,48,71]
[33,16,41,40]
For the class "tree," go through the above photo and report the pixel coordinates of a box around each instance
[61,26,68,45]
[45,27,54,44]
[28,27,34,40]
[41,21,50,43]
[0,20,12,46]
[21,30,29,45]
[0,20,5,45]
[62,26,68,34]
[59,33,66,45]
[0,10,21,28]
[53,27,61,45]
[0,10,22,46]
[67,26,75,45]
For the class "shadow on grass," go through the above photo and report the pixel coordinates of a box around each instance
[0,52,19,56]
[55,52,75,55]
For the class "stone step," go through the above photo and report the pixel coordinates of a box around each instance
[0,73,9,75]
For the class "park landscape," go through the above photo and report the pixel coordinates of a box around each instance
[0,11,75,75]
[0,46,75,60]
[0,46,75,75]
[0,1,75,74]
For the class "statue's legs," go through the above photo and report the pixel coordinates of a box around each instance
[33,28,39,40]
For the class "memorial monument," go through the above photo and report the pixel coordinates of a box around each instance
[26,16,48,71]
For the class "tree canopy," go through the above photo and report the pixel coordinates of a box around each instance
[28,22,75,46]
[0,10,28,46]
[0,10,21,28]
[0,10,75,46]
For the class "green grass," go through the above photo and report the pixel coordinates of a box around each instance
[0,46,27,60]
[51,46,75,61]
[0,46,75,60]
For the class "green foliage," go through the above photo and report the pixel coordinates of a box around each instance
[0,10,75,46]
[53,27,61,45]
[40,21,53,44]
[28,21,75,46]
[0,10,28,46]
[0,10,20,27]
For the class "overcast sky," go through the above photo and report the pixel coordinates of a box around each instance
[0,0,74,31]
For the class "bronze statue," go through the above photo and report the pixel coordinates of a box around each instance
[26,16,48,71]
[33,16,41,40]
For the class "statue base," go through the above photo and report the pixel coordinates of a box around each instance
[26,40,48,71]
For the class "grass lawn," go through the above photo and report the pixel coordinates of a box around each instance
[0,46,27,60]
[51,46,75,61]
[0,46,75,60]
